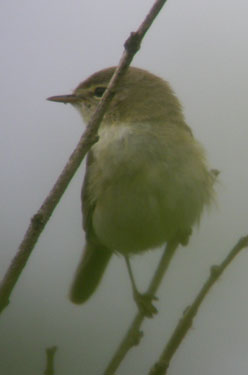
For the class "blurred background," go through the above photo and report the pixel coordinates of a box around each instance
[1,0,248,374]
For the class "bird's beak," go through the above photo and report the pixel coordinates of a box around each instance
[47,94,81,104]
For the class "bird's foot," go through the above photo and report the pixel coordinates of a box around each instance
[134,291,158,318]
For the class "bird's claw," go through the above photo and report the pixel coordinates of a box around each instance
[134,291,158,318]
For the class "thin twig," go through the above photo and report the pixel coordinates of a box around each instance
[104,241,178,375]
[148,235,248,375]
[44,346,57,375]
[0,0,168,314]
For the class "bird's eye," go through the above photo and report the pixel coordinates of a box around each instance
[94,87,106,98]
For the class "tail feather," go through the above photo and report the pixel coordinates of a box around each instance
[70,241,112,304]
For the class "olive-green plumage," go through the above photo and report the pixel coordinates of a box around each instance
[48,67,214,304]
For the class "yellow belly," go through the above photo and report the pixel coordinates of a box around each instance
[88,123,213,253]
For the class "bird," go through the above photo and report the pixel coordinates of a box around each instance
[48,66,214,316]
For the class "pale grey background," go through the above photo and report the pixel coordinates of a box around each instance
[1,1,248,374]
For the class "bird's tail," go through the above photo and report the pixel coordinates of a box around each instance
[70,240,112,304]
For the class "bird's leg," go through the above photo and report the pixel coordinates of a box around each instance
[124,256,158,318]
